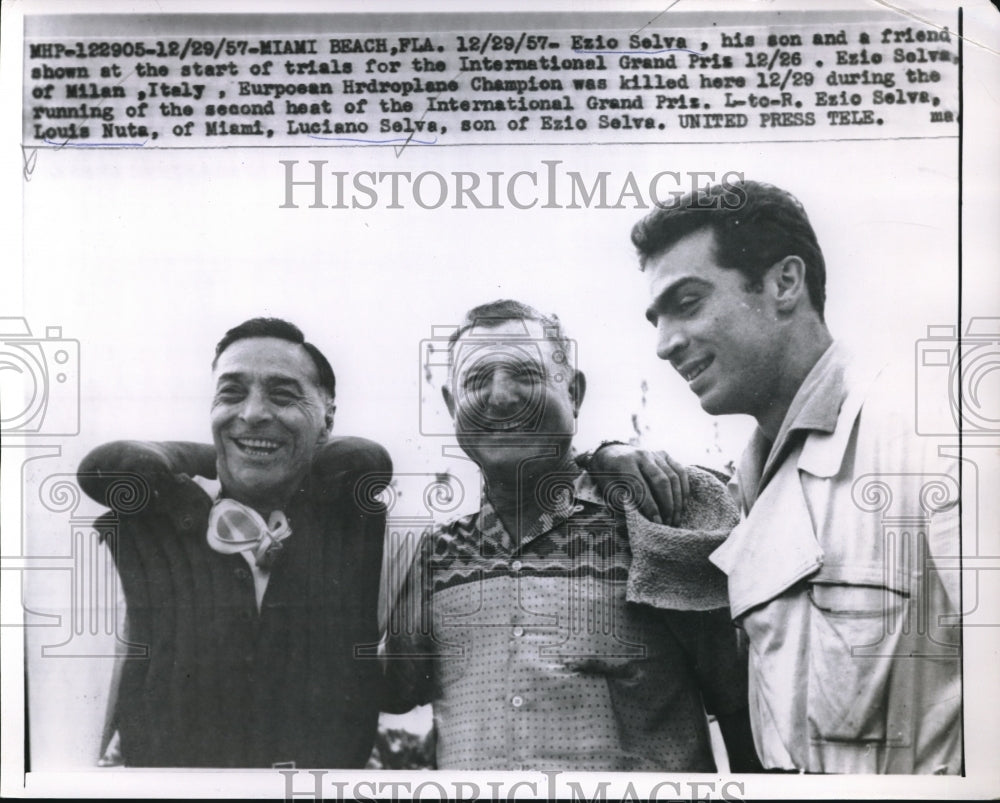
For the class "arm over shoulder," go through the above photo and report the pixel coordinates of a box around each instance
[625,466,738,612]
[312,437,393,513]
[78,441,216,518]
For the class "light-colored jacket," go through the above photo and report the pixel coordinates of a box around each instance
[711,350,962,774]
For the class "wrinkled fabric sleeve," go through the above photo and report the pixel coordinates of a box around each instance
[79,441,216,524]
[625,467,739,612]
[311,437,393,509]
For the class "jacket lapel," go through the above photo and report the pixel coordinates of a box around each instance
[711,456,824,620]
[711,362,881,620]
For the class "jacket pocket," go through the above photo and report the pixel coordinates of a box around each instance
[806,582,907,743]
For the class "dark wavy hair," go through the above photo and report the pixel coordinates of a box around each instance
[631,180,827,319]
[213,317,336,401]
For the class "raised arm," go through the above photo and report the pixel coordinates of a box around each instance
[78,440,217,521]
[309,436,393,517]
[312,436,392,488]
[620,466,737,612]
[78,441,216,496]
[583,443,692,526]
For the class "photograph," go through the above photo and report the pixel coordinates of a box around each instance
[3,0,999,798]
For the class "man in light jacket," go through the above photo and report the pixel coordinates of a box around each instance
[633,179,961,773]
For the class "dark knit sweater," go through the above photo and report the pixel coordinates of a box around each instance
[79,437,390,768]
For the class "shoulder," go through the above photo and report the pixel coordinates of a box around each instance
[847,356,954,469]
[431,510,479,549]
[308,437,392,520]
[314,436,392,475]
[399,510,483,568]
[311,437,392,498]
[808,355,959,520]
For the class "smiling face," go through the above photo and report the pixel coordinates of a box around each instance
[645,227,787,421]
[443,318,584,477]
[211,337,332,511]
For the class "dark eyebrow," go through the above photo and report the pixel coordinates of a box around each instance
[215,372,246,386]
[645,277,712,323]
[462,354,541,379]
[261,378,310,401]
[215,372,306,393]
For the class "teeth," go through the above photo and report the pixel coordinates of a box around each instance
[679,359,711,382]
[491,418,536,432]
[236,438,280,454]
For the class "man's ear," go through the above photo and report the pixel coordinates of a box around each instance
[569,370,587,416]
[768,255,808,314]
[441,384,457,419]
[317,401,336,445]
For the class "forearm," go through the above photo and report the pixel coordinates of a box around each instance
[665,608,759,771]
[380,647,435,714]
[380,597,436,713]
[625,509,732,612]
[716,708,764,772]
[78,441,215,520]
[380,536,435,714]
[624,464,738,611]
[79,441,215,493]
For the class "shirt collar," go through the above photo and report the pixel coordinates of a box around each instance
[774,341,849,443]
[475,454,595,554]
[737,342,850,509]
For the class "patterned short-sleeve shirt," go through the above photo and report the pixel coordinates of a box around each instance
[385,468,747,771]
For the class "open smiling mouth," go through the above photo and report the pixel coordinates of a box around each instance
[463,422,535,436]
[678,357,713,383]
[466,410,545,433]
[233,437,282,457]
[485,418,535,432]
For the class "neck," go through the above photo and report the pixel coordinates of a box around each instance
[223,478,305,521]
[480,448,573,520]
[756,322,833,441]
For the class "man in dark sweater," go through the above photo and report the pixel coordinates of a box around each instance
[78,318,390,768]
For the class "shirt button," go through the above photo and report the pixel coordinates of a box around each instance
[511,695,524,708]
[511,560,522,572]
[234,567,250,581]
[512,626,525,638]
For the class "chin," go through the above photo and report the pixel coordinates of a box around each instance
[696,391,735,417]
[231,470,290,498]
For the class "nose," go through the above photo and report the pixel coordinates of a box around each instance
[655,319,688,362]
[486,368,521,408]
[238,387,274,425]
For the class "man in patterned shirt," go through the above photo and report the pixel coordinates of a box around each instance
[383,299,759,772]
